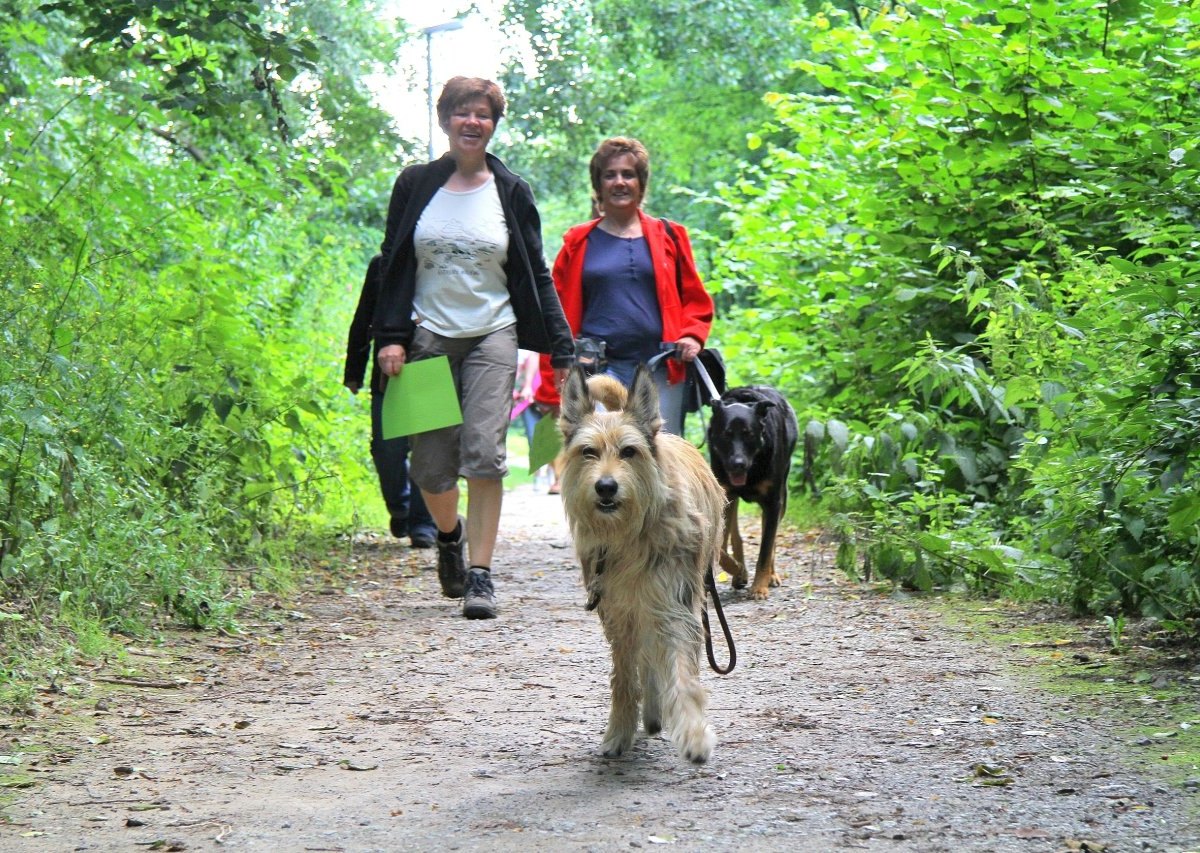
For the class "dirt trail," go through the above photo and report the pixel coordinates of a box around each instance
[3,485,1198,852]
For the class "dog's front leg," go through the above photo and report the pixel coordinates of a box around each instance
[719,497,747,588]
[661,632,715,764]
[749,491,785,600]
[600,615,639,758]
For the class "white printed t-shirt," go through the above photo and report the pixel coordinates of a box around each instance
[413,175,515,338]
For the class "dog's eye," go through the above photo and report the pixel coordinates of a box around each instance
[582,447,600,459]
[618,446,638,459]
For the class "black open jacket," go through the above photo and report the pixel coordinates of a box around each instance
[373,153,573,368]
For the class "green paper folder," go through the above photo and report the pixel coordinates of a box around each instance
[381,356,462,439]
[529,411,562,474]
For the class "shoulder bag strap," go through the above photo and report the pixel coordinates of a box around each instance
[660,217,684,299]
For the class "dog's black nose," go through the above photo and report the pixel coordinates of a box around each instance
[594,476,618,501]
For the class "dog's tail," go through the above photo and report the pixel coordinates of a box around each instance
[585,374,628,413]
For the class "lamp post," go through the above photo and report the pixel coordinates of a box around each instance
[422,19,464,160]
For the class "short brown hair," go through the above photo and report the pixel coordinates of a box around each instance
[589,137,650,200]
[436,76,506,127]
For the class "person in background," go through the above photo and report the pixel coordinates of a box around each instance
[514,348,561,493]
[373,76,572,620]
[513,348,540,453]
[512,349,547,487]
[536,136,714,435]
[343,254,436,549]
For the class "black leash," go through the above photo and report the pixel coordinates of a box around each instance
[652,350,735,673]
[701,565,736,674]
[692,355,735,672]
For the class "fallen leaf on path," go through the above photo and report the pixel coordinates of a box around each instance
[971,763,1009,777]
[962,763,1015,786]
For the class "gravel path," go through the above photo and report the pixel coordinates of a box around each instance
[3,485,1198,851]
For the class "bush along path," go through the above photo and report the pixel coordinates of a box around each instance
[2,485,1198,852]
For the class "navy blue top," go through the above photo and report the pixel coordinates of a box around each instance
[578,229,662,363]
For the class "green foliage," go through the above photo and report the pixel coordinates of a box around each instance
[499,0,817,238]
[0,2,415,661]
[713,0,1200,622]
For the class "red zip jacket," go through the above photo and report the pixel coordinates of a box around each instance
[534,211,713,408]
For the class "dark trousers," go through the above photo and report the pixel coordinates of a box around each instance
[370,391,434,533]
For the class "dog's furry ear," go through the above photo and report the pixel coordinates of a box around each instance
[754,400,777,419]
[559,364,592,442]
[627,364,663,437]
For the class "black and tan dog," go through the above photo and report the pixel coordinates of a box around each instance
[707,386,798,600]
[558,364,725,764]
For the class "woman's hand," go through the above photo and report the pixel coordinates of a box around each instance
[675,336,703,362]
[378,344,406,377]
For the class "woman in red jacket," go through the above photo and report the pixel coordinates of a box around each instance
[536,136,714,435]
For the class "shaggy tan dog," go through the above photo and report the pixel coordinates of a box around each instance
[558,364,725,763]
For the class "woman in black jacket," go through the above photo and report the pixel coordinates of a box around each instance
[374,76,572,620]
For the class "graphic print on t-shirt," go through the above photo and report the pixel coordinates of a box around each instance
[413,177,514,338]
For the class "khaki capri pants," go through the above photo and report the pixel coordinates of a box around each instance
[407,324,518,494]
